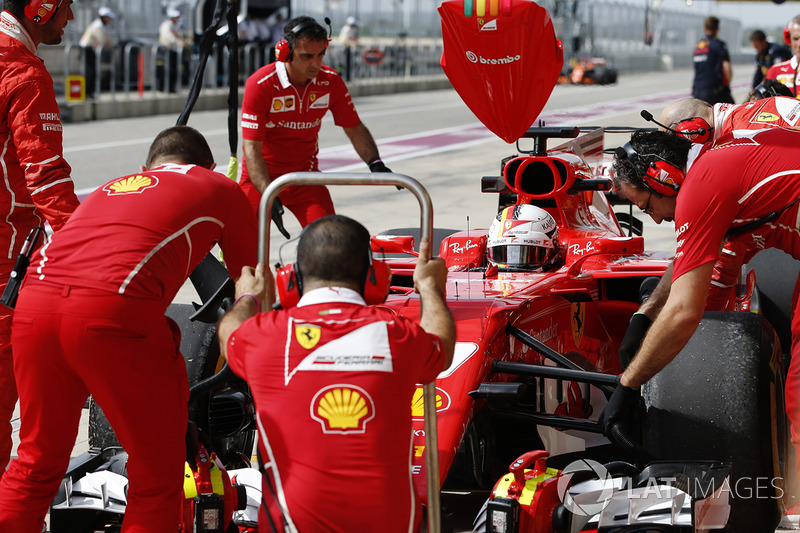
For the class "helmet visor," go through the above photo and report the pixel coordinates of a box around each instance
[488,244,553,269]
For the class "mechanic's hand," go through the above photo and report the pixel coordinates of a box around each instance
[598,384,643,438]
[619,312,652,370]
[369,157,402,189]
[271,197,291,240]
[413,237,447,296]
[234,263,271,309]
[368,157,391,173]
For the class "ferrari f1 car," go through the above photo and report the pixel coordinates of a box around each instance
[370,125,791,533]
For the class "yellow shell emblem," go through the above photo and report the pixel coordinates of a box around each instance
[104,175,158,195]
[411,386,449,418]
[311,385,374,433]
[295,324,321,350]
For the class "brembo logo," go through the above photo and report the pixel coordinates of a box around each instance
[465,50,521,65]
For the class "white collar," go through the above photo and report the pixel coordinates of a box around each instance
[275,60,316,89]
[792,56,799,70]
[0,11,36,54]
[685,143,704,173]
[297,286,365,307]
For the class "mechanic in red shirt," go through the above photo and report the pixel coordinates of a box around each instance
[656,95,800,146]
[635,95,800,317]
[603,127,800,524]
[0,126,257,533]
[766,15,800,97]
[0,0,80,480]
[218,215,455,532]
[240,16,390,230]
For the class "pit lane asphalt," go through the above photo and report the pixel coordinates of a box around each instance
[12,64,792,531]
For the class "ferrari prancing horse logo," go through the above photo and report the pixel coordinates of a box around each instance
[571,303,585,348]
[295,324,321,349]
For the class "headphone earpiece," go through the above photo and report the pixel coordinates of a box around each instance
[275,39,291,62]
[25,0,58,24]
[276,263,303,309]
[363,257,391,305]
[642,160,684,197]
[785,26,791,46]
[673,117,712,144]
[616,141,684,198]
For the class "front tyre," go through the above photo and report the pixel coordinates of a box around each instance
[643,311,786,533]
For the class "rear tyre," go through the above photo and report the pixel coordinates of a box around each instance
[643,311,785,533]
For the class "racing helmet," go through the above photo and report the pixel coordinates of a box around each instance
[487,204,561,271]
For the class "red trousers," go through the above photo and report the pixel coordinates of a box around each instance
[239,178,334,228]
[0,284,189,533]
[0,258,16,480]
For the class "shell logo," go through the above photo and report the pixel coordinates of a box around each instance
[273,100,283,111]
[411,386,451,418]
[103,175,158,195]
[311,384,375,434]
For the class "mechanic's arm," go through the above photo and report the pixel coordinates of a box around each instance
[342,122,382,167]
[618,263,672,369]
[219,263,273,360]
[242,139,272,194]
[11,82,79,230]
[414,237,456,371]
[620,261,714,387]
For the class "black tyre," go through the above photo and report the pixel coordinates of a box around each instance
[88,303,221,449]
[643,311,785,533]
[748,248,800,356]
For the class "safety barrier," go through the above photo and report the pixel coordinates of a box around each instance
[57,38,446,101]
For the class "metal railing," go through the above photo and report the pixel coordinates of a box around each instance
[58,37,446,101]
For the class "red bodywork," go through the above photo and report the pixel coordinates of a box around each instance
[375,129,673,503]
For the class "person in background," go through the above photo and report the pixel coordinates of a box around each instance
[338,16,359,48]
[0,0,80,483]
[0,126,257,533]
[240,16,391,233]
[79,6,115,98]
[158,8,186,93]
[749,29,791,90]
[767,15,800,98]
[691,16,734,105]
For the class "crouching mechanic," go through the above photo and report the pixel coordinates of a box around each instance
[600,127,800,523]
[0,126,257,533]
[654,95,800,146]
[621,95,800,364]
[240,16,390,231]
[218,215,455,532]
